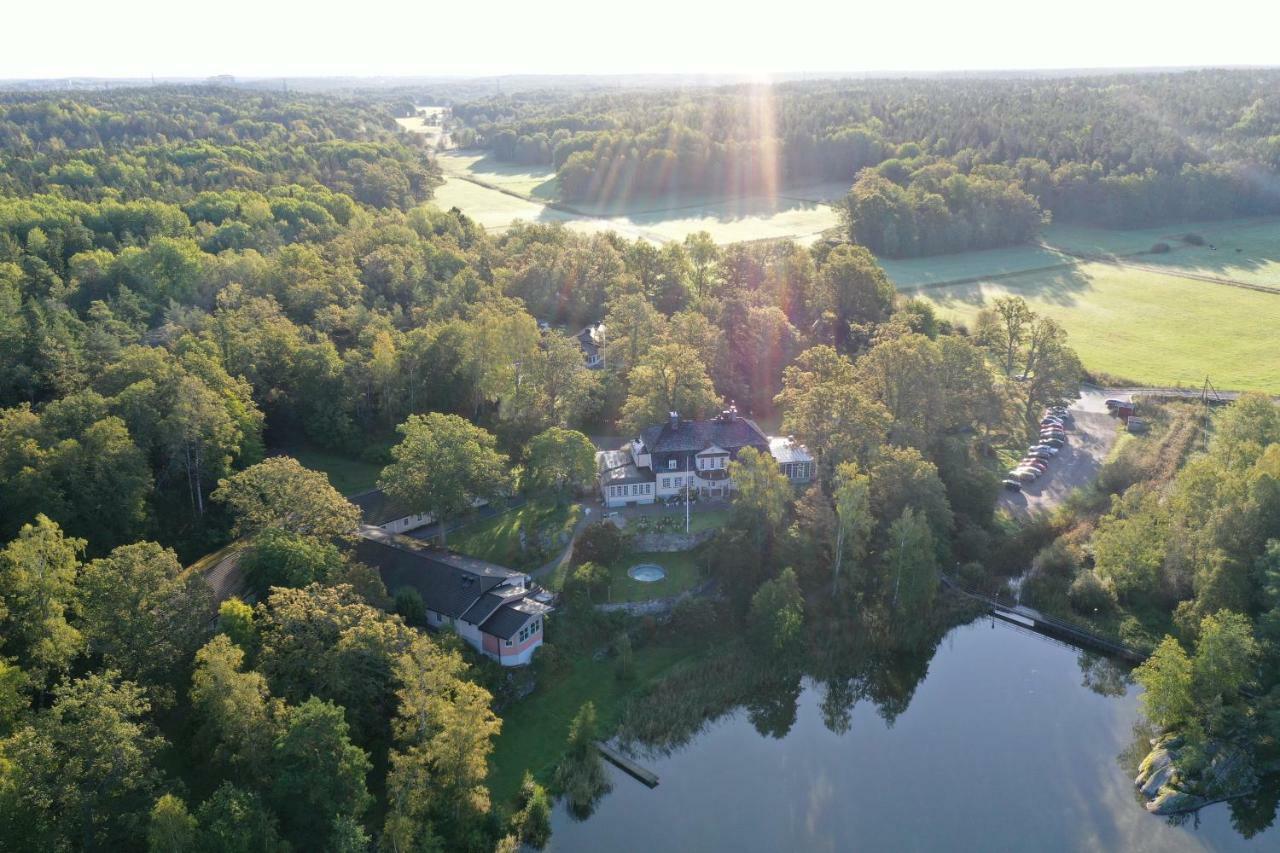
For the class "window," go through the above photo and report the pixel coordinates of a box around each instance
[662,477,669,489]
[668,459,677,470]
[504,639,512,647]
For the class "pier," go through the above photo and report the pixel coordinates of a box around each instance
[596,742,660,788]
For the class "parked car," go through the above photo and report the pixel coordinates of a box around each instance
[1010,468,1038,482]
[1044,437,1065,448]
[1021,458,1048,471]
[1040,417,1063,427]
[1105,398,1126,409]
[1029,445,1059,456]
[1049,405,1069,416]
[1002,478,1023,492]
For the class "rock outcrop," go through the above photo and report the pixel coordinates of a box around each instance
[1134,735,1257,815]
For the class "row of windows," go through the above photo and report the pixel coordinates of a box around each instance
[505,618,542,647]
[660,474,693,490]
[697,455,727,470]
[781,461,813,480]
[607,482,654,498]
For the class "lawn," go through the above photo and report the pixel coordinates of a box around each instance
[449,501,583,571]
[909,261,1280,392]
[603,549,705,604]
[880,243,1076,289]
[486,638,698,805]
[285,445,384,496]
[429,149,841,244]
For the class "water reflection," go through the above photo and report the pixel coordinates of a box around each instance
[547,617,1277,852]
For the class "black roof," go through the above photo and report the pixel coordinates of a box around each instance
[354,526,526,620]
[459,589,522,625]
[480,597,551,640]
[639,415,769,456]
[576,326,600,360]
[349,488,416,527]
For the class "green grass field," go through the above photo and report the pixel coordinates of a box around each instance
[604,549,704,603]
[286,446,384,496]
[486,638,696,805]
[429,149,841,244]
[880,243,1075,288]
[910,261,1280,391]
[449,502,582,571]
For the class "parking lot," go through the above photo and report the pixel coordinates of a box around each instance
[999,387,1121,517]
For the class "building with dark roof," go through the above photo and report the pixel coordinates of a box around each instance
[350,488,490,536]
[596,407,813,507]
[575,324,605,369]
[355,526,552,666]
[350,488,433,534]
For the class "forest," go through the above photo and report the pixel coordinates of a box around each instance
[0,84,1101,851]
[451,71,1280,255]
[6,74,1280,847]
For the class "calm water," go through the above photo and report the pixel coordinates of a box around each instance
[548,619,1277,852]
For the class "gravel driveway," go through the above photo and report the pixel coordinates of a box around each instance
[1000,387,1120,517]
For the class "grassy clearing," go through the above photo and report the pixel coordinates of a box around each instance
[880,243,1076,289]
[286,446,384,496]
[486,638,697,804]
[604,550,704,603]
[429,150,840,244]
[1043,217,1280,259]
[910,261,1280,392]
[450,502,582,571]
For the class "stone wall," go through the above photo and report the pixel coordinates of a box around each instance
[629,529,716,553]
[595,579,716,616]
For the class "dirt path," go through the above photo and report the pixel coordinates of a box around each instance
[1000,388,1120,517]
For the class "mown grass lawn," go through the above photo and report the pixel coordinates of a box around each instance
[486,637,698,806]
[450,502,582,571]
[286,445,386,496]
[910,261,1280,392]
[603,549,705,604]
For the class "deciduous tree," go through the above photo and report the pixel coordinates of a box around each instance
[380,413,512,547]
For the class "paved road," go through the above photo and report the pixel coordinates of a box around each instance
[1000,387,1120,517]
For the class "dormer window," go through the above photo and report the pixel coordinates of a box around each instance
[668,459,677,470]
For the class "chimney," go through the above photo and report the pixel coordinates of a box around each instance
[669,411,679,430]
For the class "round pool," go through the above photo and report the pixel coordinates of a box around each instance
[627,563,666,583]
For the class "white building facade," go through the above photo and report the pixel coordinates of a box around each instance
[598,409,814,508]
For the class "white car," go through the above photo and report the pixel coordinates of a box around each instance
[1029,444,1060,456]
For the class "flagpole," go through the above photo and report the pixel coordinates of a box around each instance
[685,453,691,533]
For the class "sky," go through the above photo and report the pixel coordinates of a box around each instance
[5,0,1279,79]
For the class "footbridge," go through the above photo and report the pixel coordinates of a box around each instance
[941,575,1148,664]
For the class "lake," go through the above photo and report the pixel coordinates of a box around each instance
[546,618,1277,851]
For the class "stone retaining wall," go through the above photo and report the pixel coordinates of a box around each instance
[595,579,716,616]
[629,529,716,552]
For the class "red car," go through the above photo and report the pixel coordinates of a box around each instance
[1021,457,1049,471]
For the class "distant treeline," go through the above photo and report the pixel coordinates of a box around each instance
[453,71,1280,255]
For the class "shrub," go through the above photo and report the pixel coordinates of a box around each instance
[614,632,634,682]
[1150,241,1171,254]
[748,567,805,655]
[532,642,568,685]
[572,521,625,567]
[1031,538,1080,579]
[1068,570,1117,615]
[563,561,609,604]
[1182,233,1205,246]
[670,596,720,635]
[394,586,426,624]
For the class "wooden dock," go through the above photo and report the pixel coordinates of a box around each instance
[596,742,659,788]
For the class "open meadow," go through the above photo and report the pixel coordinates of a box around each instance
[428,149,842,243]
[394,105,448,146]
[908,260,1280,392]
